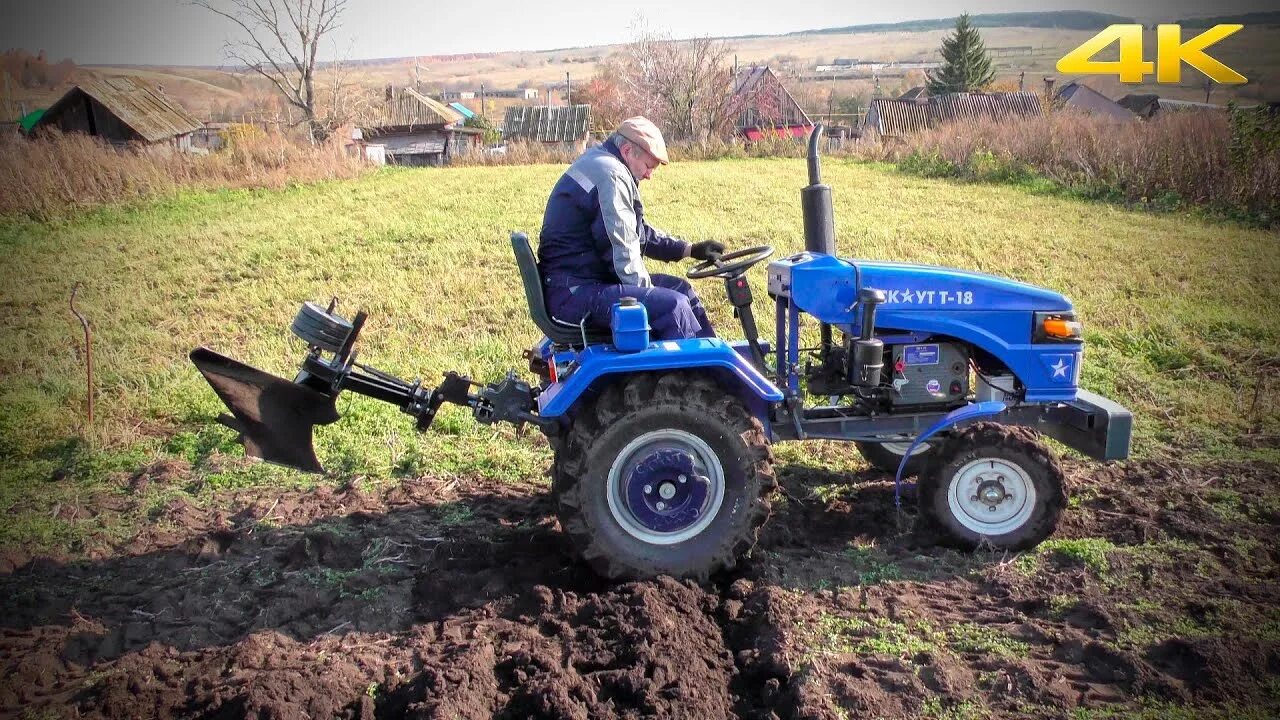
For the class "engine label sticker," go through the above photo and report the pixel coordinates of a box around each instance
[926,379,942,394]
[903,344,940,365]
[884,289,975,305]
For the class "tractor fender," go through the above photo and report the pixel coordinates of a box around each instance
[536,338,783,421]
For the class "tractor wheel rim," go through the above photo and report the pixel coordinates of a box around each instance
[881,441,931,457]
[607,429,725,545]
[947,458,1036,536]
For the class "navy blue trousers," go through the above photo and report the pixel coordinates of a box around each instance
[546,274,715,341]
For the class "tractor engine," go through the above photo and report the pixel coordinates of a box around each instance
[807,336,971,412]
[880,340,970,409]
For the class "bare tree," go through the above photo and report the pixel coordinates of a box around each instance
[192,0,348,140]
[598,23,735,141]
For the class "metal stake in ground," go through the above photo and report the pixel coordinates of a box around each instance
[70,282,93,428]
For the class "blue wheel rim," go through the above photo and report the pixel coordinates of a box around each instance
[606,429,725,545]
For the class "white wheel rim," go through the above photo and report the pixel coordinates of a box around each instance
[881,441,931,457]
[606,429,725,546]
[946,458,1036,536]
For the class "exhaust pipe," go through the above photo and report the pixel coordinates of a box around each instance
[802,125,835,256]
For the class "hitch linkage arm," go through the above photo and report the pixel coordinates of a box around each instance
[300,354,551,433]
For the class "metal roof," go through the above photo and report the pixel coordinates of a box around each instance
[1055,82,1135,121]
[731,65,771,95]
[865,99,932,136]
[866,91,1043,137]
[503,105,592,142]
[448,102,475,119]
[930,92,1045,124]
[41,75,203,142]
[369,87,462,129]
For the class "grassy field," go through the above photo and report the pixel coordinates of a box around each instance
[1,158,1278,556]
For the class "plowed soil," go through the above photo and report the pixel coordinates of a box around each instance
[3,452,1278,719]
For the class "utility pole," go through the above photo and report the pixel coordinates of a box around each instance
[566,72,571,106]
[480,83,486,116]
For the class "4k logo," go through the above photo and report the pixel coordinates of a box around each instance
[1057,24,1247,84]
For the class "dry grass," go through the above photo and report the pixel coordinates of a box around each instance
[866,110,1280,219]
[0,129,367,220]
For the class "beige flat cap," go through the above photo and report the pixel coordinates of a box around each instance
[616,116,669,164]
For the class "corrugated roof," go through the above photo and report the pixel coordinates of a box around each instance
[930,92,1045,124]
[866,91,1043,137]
[503,105,592,142]
[865,99,932,136]
[43,76,202,142]
[1056,82,1135,121]
[369,87,462,129]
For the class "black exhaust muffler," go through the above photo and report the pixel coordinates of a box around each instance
[802,124,835,257]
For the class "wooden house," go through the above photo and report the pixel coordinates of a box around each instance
[729,66,813,140]
[361,87,483,166]
[31,76,202,151]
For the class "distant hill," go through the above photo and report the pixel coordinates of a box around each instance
[1177,12,1280,27]
[792,11,1135,36]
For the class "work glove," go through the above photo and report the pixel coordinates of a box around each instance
[690,240,726,262]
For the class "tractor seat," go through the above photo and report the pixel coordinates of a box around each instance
[511,232,613,347]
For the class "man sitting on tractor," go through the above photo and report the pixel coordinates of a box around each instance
[538,116,725,341]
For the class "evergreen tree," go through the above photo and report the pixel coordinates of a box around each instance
[926,13,995,94]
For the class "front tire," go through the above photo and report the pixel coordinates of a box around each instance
[553,373,775,580]
[919,423,1066,550]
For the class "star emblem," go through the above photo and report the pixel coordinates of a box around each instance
[1050,358,1069,379]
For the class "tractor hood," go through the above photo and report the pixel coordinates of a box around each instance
[856,260,1072,313]
[768,253,1072,324]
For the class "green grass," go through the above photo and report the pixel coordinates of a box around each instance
[1014,537,1117,577]
[2,159,1278,555]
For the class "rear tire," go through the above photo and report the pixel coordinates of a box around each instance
[855,439,934,478]
[553,373,775,580]
[919,423,1066,550]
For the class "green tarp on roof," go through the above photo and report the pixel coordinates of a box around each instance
[19,108,44,132]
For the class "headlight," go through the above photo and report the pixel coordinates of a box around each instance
[1033,311,1082,343]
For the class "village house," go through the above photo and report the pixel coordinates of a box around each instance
[359,87,483,166]
[1055,81,1136,121]
[729,65,813,140]
[30,75,202,151]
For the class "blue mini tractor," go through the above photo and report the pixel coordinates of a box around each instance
[191,127,1131,580]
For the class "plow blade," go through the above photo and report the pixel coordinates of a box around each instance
[189,347,339,473]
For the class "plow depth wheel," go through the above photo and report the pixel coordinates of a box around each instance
[553,373,775,580]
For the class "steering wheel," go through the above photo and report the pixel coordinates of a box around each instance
[687,245,775,280]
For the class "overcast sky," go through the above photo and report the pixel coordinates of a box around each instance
[2,0,1275,66]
